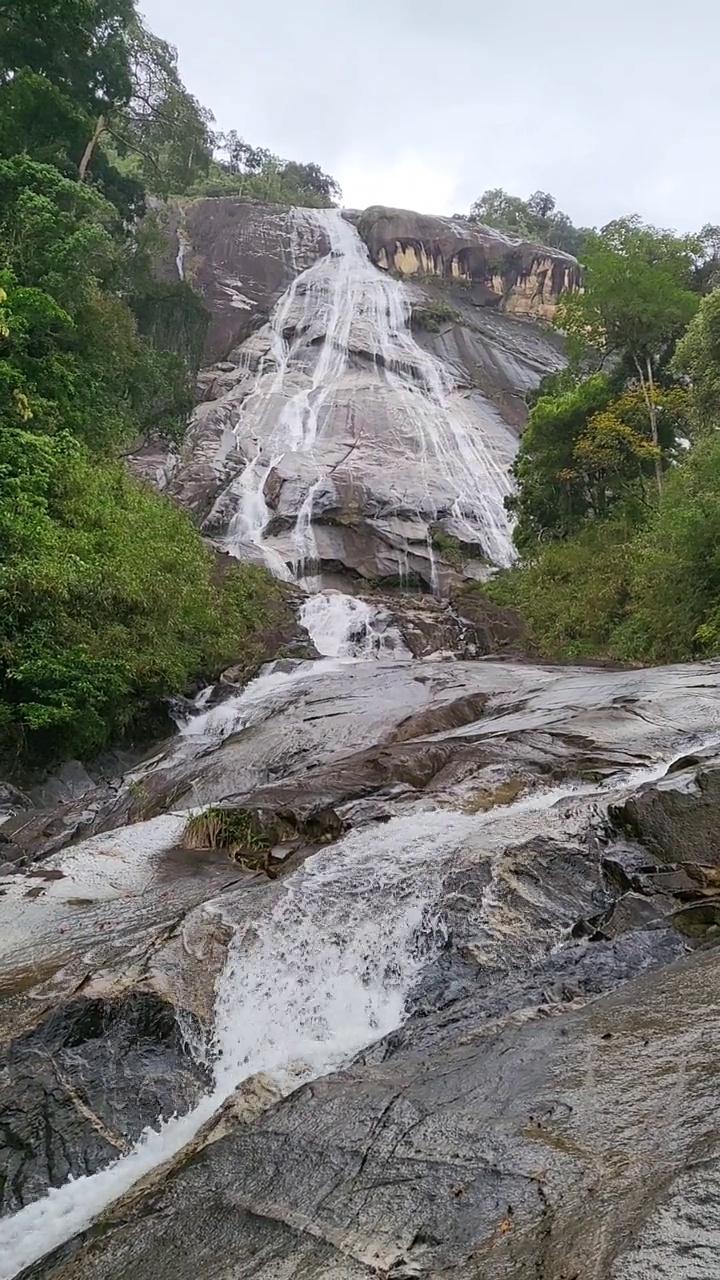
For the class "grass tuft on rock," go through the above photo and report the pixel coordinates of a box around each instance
[183,806,270,853]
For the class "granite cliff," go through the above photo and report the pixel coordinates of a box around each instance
[130,199,573,587]
[357,204,582,319]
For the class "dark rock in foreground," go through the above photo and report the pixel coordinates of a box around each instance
[0,994,208,1218]
[19,943,720,1280]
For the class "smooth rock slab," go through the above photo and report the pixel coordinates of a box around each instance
[21,945,720,1280]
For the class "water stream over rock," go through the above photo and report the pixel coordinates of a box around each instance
[199,207,517,581]
[2,624,720,1277]
[3,198,720,1278]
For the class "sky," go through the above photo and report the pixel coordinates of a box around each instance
[141,0,719,233]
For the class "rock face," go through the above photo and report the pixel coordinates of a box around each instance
[22,949,720,1280]
[356,205,582,320]
[2,650,720,1279]
[0,994,209,1216]
[154,198,331,364]
[129,199,571,585]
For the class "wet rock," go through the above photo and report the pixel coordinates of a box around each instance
[25,946,720,1280]
[134,202,568,580]
[0,994,209,1216]
[601,840,657,891]
[29,762,96,810]
[155,198,330,364]
[592,891,677,938]
[5,660,720,1280]
[0,799,109,868]
[612,757,720,864]
[670,898,720,938]
[384,689,490,743]
[368,590,526,660]
[0,782,32,822]
[451,580,528,653]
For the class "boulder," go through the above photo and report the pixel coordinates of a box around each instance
[612,758,720,864]
[0,994,209,1217]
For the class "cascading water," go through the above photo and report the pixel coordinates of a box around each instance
[299,589,411,659]
[0,810,452,1278]
[219,208,516,576]
[1,721,711,1280]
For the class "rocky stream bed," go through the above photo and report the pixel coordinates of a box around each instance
[1,591,719,1279]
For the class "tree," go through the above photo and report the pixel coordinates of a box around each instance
[83,22,215,195]
[0,0,135,116]
[279,160,341,205]
[468,187,584,255]
[556,218,699,491]
[215,131,273,176]
[692,224,720,294]
[672,288,720,433]
[200,135,342,208]
[508,373,614,549]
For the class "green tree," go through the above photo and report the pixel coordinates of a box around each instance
[672,288,720,433]
[557,218,699,490]
[508,373,614,549]
[196,134,341,207]
[468,187,584,255]
[81,21,215,195]
[0,0,135,117]
[622,433,720,660]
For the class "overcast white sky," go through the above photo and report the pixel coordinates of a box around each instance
[141,0,718,232]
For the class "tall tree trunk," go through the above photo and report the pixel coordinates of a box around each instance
[633,352,663,495]
[78,114,107,183]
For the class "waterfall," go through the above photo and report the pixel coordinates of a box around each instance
[299,589,411,659]
[0,743,699,1280]
[218,208,516,575]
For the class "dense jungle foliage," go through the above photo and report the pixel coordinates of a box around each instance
[484,212,720,664]
[0,0,340,770]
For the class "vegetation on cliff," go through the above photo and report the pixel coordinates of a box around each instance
[0,0,339,771]
[489,216,720,663]
[466,188,586,255]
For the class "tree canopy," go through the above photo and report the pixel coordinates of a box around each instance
[468,188,585,256]
[491,211,720,668]
[0,0,333,770]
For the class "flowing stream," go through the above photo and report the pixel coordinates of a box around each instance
[0,688,701,1279]
[220,207,515,574]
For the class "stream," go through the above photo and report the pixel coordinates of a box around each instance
[1,594,719,1276]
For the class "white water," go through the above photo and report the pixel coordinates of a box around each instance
[221,208,515,574]
[0,810,453,1279]
[172,590,408,749]
[300,589,410,659]
[176,656,336,745]
[1,731,708,1280]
